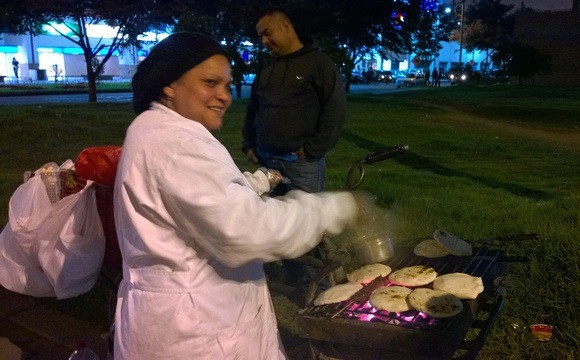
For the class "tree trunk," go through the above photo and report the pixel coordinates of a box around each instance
[344,78,351,93]
[85,55,97,102]
[87,71,97,102]
[234,80,242,99]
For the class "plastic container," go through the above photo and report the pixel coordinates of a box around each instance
[39,162,60,203]
[68,340,100,360]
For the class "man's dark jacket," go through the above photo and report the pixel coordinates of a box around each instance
[243,37,346,160]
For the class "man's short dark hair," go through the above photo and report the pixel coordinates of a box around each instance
[256,6,292,24]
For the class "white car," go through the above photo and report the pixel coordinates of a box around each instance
[396,71,425,87]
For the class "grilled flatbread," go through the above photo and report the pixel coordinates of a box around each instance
[408,288,463,318]
[388,265,437,287]
[433,230,473,256]
[313,282,363,306]
[347,263,392,284]
[369,286,412,313]
[432,273,484,299]
[414,239,451,258]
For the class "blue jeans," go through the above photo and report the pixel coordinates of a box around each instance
[259,156,326,196]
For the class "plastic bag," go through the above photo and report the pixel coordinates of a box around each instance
[0,174,55,296]
[0,226,55,297]
[38,181,105,299]
[0,161,106,299]
[75,146,121,186]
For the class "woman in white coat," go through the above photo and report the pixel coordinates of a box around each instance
[114,32,367,359]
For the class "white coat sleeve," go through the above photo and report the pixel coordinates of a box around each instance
[158,140,358,268]
[242,169,270,195]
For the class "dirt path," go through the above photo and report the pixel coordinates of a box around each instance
[416,101,580,151]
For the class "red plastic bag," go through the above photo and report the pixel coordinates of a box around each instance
[75,146,121,186]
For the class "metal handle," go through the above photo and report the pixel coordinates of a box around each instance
[345,163,365,190]
[363,144,409,165]
[344,144,409,190]
[493,233,539,242]
[476,233,539,244]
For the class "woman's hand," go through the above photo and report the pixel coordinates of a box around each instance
[260,168,290,188]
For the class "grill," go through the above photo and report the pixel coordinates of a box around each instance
[298,246,517,360]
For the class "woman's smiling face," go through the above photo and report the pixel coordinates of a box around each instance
[162,54,232,130]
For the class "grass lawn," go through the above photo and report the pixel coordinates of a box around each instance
[0,81,131,95]
[0,85,578,359]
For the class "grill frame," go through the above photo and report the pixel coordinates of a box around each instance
[297,246,508,359]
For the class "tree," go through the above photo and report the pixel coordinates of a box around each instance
[492,41,552,86]
[318,0,391,90]
[298,0,423,91]
[1,0,180,102]
[175,0,264,99]
[174,0,426,92]
[457,0,536,68]
[410,0,457,69]
[319,0,455,90]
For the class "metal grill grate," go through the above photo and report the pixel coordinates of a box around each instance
[300,247,504,327]
[297,245,514,359]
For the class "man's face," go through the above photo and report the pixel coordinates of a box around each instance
[256,14,291,56]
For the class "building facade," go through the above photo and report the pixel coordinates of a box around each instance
[0,27,154,82]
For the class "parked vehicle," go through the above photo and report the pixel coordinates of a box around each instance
[448,71,469,85]
[390,70,407,82]
[396,71,425,88]
[376,70,393,83]
[484,70,510,84]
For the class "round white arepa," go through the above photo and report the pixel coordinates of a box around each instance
[313,282,363,306]
[369,286,413,313]
[347,263,392,284]
[408,288,463,318]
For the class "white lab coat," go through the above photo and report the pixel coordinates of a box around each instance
[113,103,358,359]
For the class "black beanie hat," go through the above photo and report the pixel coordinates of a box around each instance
[131,32,228,115]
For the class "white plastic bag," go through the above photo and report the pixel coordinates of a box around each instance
[0,174,55,296]
[0,161,106,299]
[38,181,105,299]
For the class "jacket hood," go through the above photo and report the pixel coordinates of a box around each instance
[273,37,318,61]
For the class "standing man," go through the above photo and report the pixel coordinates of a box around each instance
[436,68,442,87]
[243,7,346,196]
[432,68,439,88]
[11,57,19,79]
